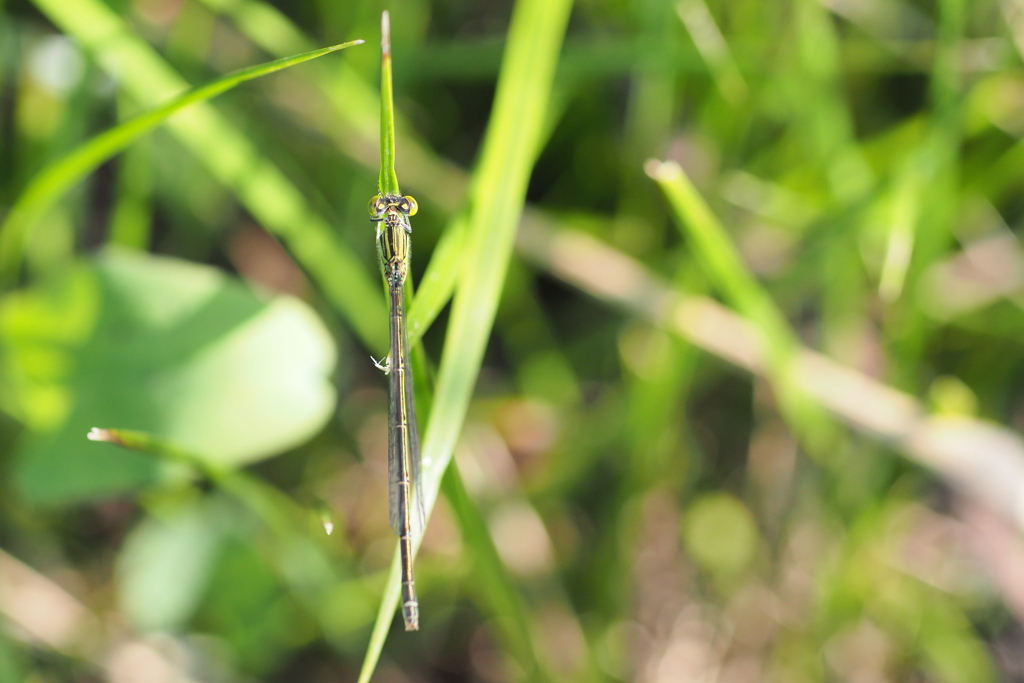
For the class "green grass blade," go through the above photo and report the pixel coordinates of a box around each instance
[377,12,400,197]
[677,0,747,105]
[88,428,313,547]
[25,0,387,348]
[646,161,793,342]
[357,0,571,678]
[646,160,833,450]
[87,427,205,469]
[407,211,468,344]
[424,0,570,485]
[0,40,360,285]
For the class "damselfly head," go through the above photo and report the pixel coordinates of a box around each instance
[368,194,418,218]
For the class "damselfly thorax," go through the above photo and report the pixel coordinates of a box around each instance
[370,194,417,286]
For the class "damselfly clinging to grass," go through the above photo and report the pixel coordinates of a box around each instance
[369,191,424,631]
[370,10,424,632]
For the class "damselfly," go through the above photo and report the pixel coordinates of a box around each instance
[369,192,424,631]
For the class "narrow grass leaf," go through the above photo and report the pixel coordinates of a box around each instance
[0,40,360,284]
[407,211,468,344]
[646,159,833,450]
[377,12,400,197]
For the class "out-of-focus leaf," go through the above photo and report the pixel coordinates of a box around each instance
[117,497,226,631]
[3,248,336,504]
[202,538,305,674]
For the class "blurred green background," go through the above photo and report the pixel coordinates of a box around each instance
[4,0,1024,681]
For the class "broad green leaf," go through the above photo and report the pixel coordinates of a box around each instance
[117,497,226,631]
[4,249,336,504]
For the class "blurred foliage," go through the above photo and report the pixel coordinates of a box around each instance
[2,0,1024,682]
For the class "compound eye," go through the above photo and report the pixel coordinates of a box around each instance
[367,196,385,216]
[401,195,418,216]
